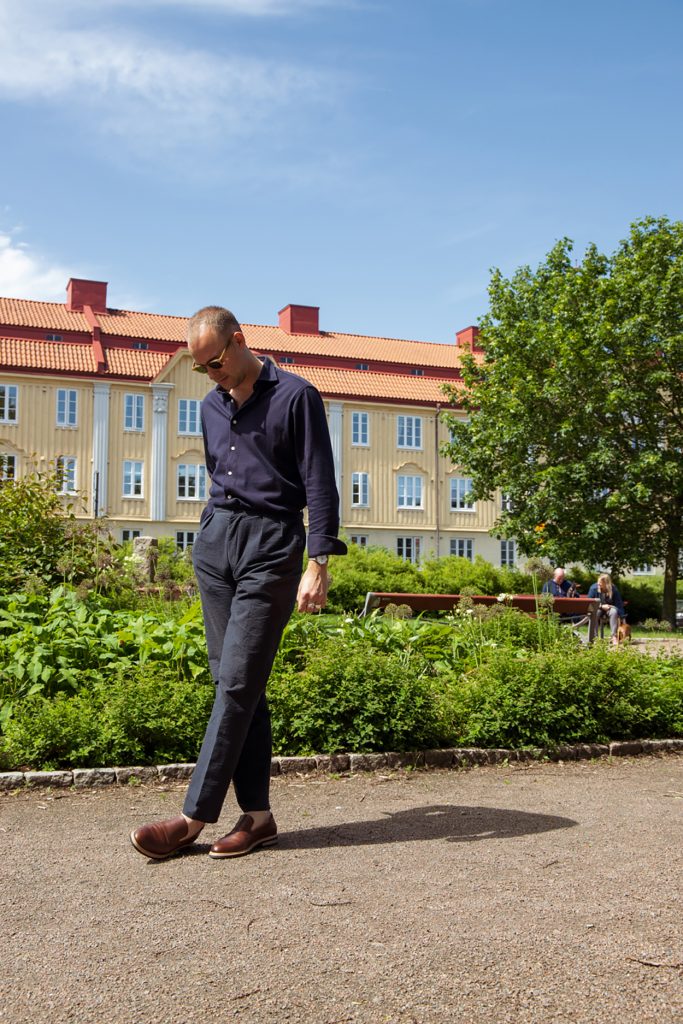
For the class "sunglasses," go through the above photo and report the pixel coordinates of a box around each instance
[191,340,232,374]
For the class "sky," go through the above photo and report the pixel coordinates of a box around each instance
[0,0,681,344]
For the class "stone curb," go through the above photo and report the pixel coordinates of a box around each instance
[1,738,682,792]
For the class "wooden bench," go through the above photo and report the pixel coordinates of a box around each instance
[361,592,601,642]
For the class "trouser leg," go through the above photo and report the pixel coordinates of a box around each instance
[183,511,302,823]
[607,606,620,638]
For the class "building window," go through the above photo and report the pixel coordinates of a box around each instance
[397,475,423,509]
[450,477,475,511]
[397,536,421,563]
[56,456,77,494]
[45,333,62,342]
[351,471,369,507]
[121,529,141,543]
[500,540,516,567]
[397,415,422,449]
[450,538,474,561]
[123,460,143,497]
[177,464,207,500]
[350,534,368,548]
[411,368,424,376]
[356,362,369,371]
[351,411,369,446]
[280,357,295,365]
[634,564,656,575]
[124,393,144,432]
[0,384,18,423]
[176,531,197,551]
[0,454,17,480]
[178,399,202,435]
[56,388,78,427]
[133,341,148,350]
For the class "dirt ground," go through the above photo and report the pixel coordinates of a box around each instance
[635,636,683,658]
[1,754,682,1024]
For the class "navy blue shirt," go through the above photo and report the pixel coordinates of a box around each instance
[200,357,346,558]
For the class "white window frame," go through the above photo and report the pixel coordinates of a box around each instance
[177,463,207,500]
[350,534,368,548]
[56,456,77,494]
[450,538,474,561]
[0,453,17,480]
[176,530,197,551]
[121,529,142,542]
[124,393,144,432]
[500,539,516,567]
[397,474,423,509]
[351,411,369,447]
[178,399,202,436]
[450,477,475,511]
[123,460,144,498]
[501,491,513,512]
[56,388,78,428]
[0,384,18,424]
[397,415,422,450]
[397,536,422,563]
[351,471,369,507]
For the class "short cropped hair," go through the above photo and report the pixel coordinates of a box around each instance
[187,306,241,344]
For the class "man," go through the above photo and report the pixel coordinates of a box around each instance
[131,306,346,861]
[541,567,577,598]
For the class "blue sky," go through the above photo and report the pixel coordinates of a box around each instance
[0,0,681,343]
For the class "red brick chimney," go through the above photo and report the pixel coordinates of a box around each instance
[456,326,481,350]
[66,278,108,313]
[278,304,320,335]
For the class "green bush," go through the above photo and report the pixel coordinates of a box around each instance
[269,640,454,755]
[326,542,425,612]
[0,668,214,770]
[449,646,683,748]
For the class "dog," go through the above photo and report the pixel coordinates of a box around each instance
[617,621,632,644]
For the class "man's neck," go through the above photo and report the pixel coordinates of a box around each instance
[230,355,264,408]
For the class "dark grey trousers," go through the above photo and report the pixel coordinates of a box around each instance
[183,508,304,823]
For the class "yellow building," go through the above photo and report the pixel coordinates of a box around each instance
[0,278,514,565]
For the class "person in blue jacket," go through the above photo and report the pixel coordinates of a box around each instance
[587,573,626,643]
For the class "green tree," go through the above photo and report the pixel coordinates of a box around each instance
[442,216,683,627]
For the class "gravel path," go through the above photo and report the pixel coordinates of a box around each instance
[2,755,682,1024]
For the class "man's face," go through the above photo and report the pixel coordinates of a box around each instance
[190,326,246,390]
[554,570,565,585]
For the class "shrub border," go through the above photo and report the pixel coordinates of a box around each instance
[1,738,682,791]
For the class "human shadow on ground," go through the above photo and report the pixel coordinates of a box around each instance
[141,804,576,862]
[278,804,577,850]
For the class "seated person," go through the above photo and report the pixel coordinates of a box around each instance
[587,573,626,644]
[542,568,578,598]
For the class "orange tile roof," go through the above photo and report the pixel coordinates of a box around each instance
[0,338,172,380]
[0,298,89,332]
[98,309,188,342]
[284,364,464,405]
[246,324,463,369]
[0,295,466,369]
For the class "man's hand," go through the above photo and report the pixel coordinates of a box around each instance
[297,561,329,613]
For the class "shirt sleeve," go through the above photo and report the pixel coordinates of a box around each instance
[291,386,347,558]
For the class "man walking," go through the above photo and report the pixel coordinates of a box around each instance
[131,306,346,860]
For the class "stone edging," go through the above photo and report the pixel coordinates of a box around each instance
[1,738,682,792]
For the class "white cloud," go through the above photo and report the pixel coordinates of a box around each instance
[0,233,71,301]
[0,2,334,154]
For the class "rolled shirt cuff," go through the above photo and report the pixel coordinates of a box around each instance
[306,534,348,558]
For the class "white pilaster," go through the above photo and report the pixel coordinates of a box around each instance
[92,382,110,516]
[327,401,343,502]
[151,384,173,522]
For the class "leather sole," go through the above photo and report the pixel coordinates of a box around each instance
[208,835,278,859]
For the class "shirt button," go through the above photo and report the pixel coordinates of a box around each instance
[230,445,235,451]
[232,419,237,425]
[226,494,232,499]
[228,471,232,476]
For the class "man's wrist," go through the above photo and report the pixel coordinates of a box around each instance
[309,555,329,566]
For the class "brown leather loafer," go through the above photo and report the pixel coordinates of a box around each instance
[209,813,278,859]
[130,815,203,860]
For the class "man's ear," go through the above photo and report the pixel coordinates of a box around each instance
[232,330,246,347]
